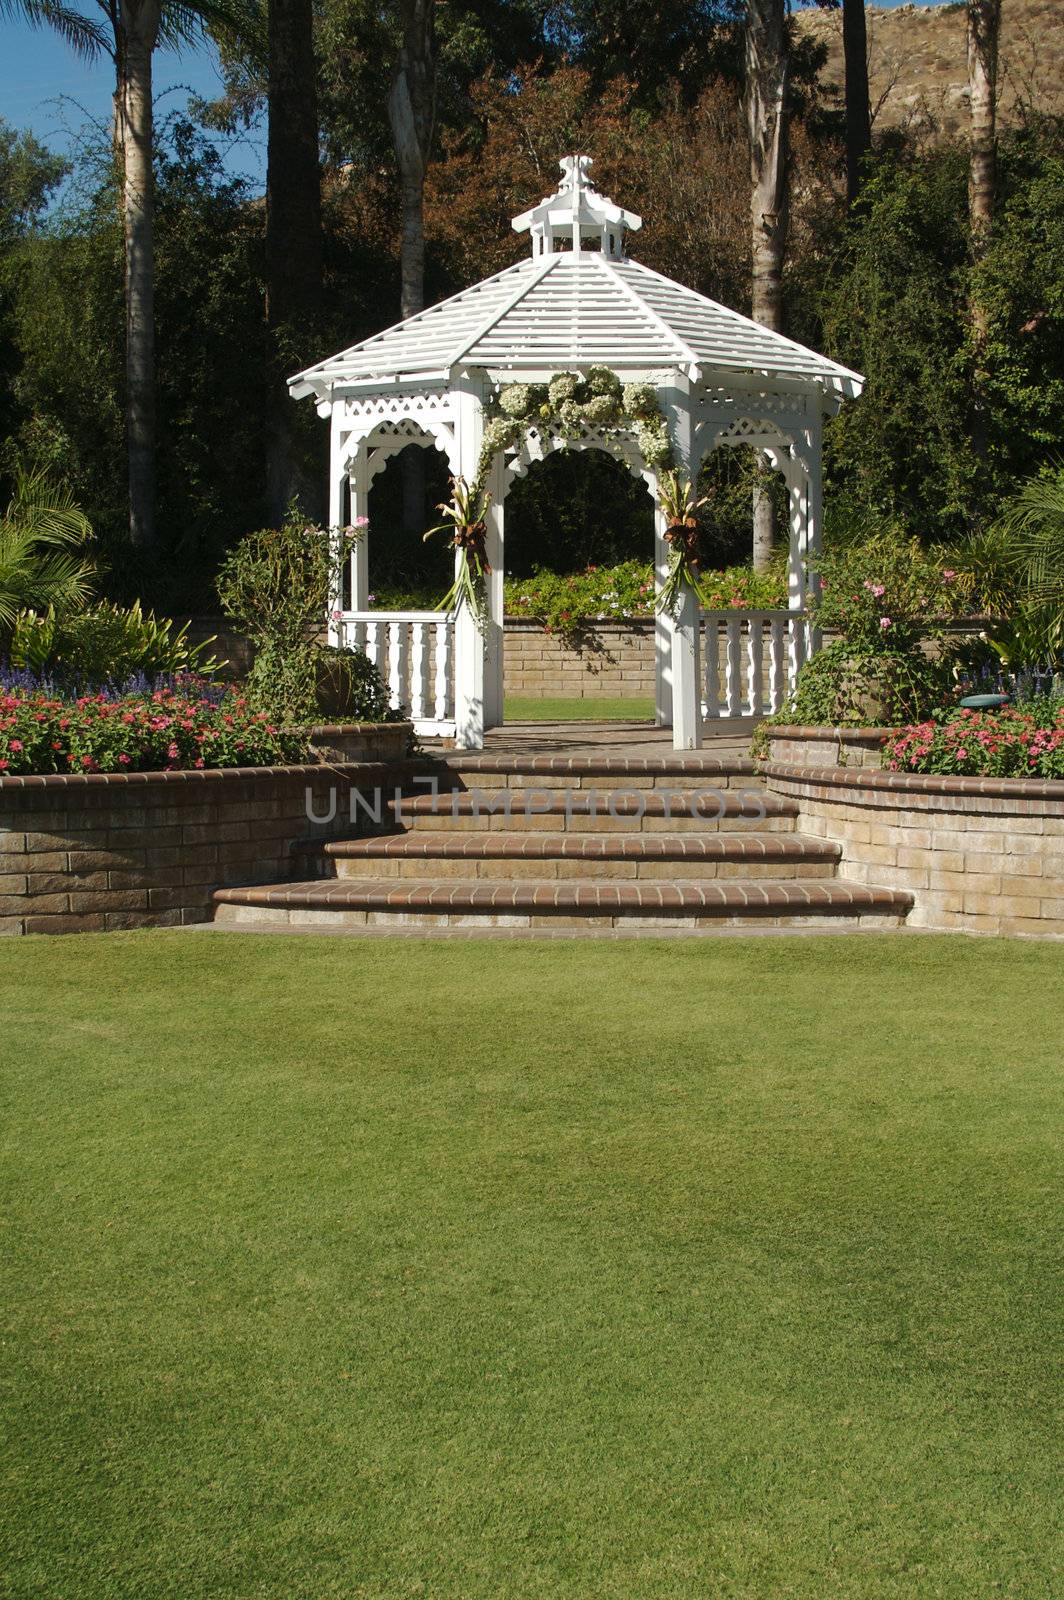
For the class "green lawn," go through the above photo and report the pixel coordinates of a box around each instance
[505,696,655,721]
[2,932,1062,1599]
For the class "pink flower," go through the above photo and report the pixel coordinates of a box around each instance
[118,753,131,765]
[9,739,22,751]
[879,616,892,629]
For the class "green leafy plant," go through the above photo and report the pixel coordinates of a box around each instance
[997,461,1064,611]
[216,513,379,726]
[753,642,953,753]
[0,461,96,638]
[812,531,961,652]
[8,600,220,685]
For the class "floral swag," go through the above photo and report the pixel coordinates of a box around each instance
[426,367,705,622]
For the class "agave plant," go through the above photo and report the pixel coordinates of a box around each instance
[0,463,96,636]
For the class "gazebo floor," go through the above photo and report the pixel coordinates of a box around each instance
[424,718,761,763]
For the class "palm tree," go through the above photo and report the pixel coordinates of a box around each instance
[1,0,240,556]
[0,463,96,634]
[265,0,323,521]
[745,0,789,571]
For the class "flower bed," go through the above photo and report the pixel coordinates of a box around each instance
[885,702,1064,780]
[0,681,311,776]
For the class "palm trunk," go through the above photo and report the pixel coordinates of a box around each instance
[745,0,789,572]
[967,0,1000,467]
[388,0,436,535]
[842,0,871,208]
[117,0,161,553]
[265,0,323,523]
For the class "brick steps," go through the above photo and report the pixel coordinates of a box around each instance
[212,877,913,929]
[318,831,841,881]
[388,790,799,833]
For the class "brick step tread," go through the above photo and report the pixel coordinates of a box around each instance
[434,754,757,777]
[214,878,912,918]
[392,789,796,819]
[320,832,840,863]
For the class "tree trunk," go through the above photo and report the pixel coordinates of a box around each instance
[117,0,161,553]
[967,0,1000,467]
[388,0,436,535]
[745,0,789,572]
[842,0,871,208]
[968,0,1000,249]
[265,0,323,523]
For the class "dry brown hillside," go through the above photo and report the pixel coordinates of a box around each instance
[797,0,1064,140]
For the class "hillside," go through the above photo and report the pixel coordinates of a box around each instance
[797,0,1064,140]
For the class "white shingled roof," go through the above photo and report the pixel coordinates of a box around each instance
[290,161,863,407]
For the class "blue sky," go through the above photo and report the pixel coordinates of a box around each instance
[1,0,949,199]
[0,16,267,190]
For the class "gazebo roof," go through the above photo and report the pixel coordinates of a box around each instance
[290,158,863,408]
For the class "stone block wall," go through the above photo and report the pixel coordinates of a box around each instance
[763,760,1064,937]
[0,728,412,936]
[504,620,656,699]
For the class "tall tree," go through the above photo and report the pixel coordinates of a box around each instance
[115,0,162,551]
[841,0,870,207]
[1,0,238,555]
[967,0,1000,258]
[388,0,436,319]
[745,0,789,570]
[967,0,1001,470]
[265,0,323,520]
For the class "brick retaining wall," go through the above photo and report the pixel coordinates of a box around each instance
[762,744,1064,937]
[0,724,412,936]
[504,619,657,699]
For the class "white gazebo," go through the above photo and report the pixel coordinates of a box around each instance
[290,155,863,750]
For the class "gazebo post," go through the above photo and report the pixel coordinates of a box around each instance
[663,377,703,751]
[453,381,487,750]
[483,453,506,730]
[350,443,370,612]
[654,518,672,728]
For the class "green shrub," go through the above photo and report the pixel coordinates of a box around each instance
[9,601,220,686]
[216,514,394,725]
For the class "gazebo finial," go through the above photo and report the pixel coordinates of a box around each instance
[511,154,642,260]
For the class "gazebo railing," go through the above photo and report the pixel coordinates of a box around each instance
[701,610,820,720]
[336,611,455,736]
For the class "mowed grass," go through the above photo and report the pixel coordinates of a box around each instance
[2,931,1062,1600]
[504,696,655,722]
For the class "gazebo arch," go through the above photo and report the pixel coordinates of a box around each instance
[291,155,863,750]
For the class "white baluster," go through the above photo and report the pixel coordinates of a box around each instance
[388,620,406,712]
[745,614,764,716]
[703,615,720,719]
[409,622,428,722]
[434,620,451,721]
[364,620,381,672]
[768,614,785,712]
[725,615,742,716]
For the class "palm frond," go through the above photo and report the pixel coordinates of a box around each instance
[5,463,94,548]
[998,464,1064,608]
[0,0,109,58]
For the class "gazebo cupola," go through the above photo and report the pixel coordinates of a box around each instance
[511,153,642,260]
[290,156,863,752]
